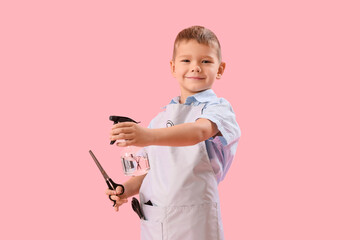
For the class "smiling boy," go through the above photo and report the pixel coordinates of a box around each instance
[170,35,225,103]
[107,26,240,240]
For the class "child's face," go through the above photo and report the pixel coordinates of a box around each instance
[170,40,225,101]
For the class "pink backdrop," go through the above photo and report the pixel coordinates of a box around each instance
[1,0,359,239]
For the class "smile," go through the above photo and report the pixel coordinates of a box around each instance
[185,76,206,80]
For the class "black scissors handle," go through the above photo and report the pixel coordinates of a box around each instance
[106,178,125,207]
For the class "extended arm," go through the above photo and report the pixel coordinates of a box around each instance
[110,118,219,147]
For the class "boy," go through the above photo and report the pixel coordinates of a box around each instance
[106,26,240,240]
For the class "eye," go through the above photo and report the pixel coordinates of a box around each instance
[180,59,190,62]
[202,60,212,63]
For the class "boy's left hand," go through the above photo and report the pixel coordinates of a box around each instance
[110,122,153,147]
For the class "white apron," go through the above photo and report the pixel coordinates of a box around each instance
[139,103,224,240]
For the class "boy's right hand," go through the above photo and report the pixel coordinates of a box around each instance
[105,186,128,212]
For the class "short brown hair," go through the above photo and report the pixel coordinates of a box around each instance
[172,26,222,61]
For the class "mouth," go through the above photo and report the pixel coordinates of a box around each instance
[185,76,206,80]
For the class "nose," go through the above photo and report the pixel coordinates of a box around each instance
[191,65,201,73]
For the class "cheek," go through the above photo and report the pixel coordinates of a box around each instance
[176,67,187,75]
[174,70,184,80]
[204,68,215,75]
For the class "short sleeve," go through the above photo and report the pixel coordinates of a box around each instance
[198,98,241,145]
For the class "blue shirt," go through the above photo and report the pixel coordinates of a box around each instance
[152,89,241,183]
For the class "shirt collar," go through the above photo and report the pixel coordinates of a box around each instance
[192,89,217,102]
[169,89,217,105]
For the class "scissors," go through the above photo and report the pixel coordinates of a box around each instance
[89,150,125,207]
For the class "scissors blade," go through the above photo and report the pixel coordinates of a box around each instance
[89,150,110,180]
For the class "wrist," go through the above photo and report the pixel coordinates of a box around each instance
[148,128,158,146]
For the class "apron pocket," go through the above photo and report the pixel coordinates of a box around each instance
[140,204,165,240]
[164,202,220,240]
[141,219,163,240]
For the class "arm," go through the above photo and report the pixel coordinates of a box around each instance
[121,173,147,197]
[110,118,219,147]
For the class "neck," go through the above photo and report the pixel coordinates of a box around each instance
[179,92,193,104]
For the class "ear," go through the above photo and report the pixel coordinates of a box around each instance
[216,62,226,79]
[170,60,176,77]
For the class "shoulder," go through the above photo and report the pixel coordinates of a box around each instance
[199,97,240,145]
[202,97,235,114]
[194,89,233,110]
[147,106,167,129]
[147,97,178,128]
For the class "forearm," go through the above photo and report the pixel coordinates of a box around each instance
[123,174,147,198]
[151,121,211,146]
[111,119,218,147]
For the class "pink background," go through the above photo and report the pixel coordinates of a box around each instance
[1,0,359,239]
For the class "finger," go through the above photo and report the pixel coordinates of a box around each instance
[110,133,135,142]
[105,189,117,196]
[112,122,135,129]
[116,141,126,147]
[110,195,118,201]
[110,133,125,141]
[115,186,124,195]
[111,127,134,135]
[113,199,128,211]
[118,198,128,204]
[116,139,135,147]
